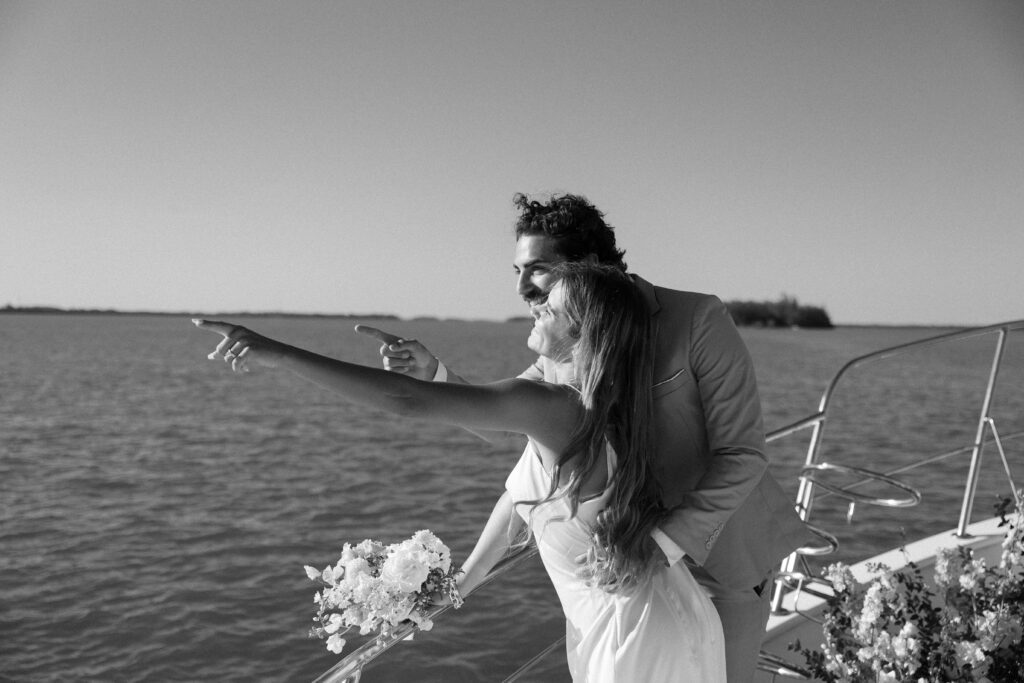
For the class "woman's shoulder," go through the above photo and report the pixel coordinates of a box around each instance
[474,378,580,441]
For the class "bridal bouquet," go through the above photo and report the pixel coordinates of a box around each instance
[793,496,1024,682]
[305,530,463,655]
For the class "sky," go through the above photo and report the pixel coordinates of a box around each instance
[1,0,1022,326]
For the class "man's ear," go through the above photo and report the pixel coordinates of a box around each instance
[581,253,600,266]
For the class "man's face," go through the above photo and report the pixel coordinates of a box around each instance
[513,234,566,305]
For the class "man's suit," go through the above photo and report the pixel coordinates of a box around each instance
[522,275,811,683]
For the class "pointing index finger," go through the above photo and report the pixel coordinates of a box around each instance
[354,324,404,346]
[192,319,234,337]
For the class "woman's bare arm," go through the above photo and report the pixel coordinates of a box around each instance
[193,319,579,451]
[458,491,523,597]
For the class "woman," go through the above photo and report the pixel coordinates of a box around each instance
[195,263,725,682]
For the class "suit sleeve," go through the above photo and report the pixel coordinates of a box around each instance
[657,295,768,566]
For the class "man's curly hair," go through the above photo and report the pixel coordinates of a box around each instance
[512,193,627,271]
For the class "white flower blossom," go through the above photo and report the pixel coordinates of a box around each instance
[954,640,986,668]
[342,556,371,581]
[975,606,1023,651]
[934,547,964,589]
[354,539,383,556]
[326,634,346,654]
[381,543,432,593]
[799,512,1024,683]
[893,622,918,658]
[324,613,344,635]
[1001,515,1024,574]
[824,563,855,594]
[855,581,892,643]
[306,531,461,656]
[412,529,451,570]
[959,557,987,591]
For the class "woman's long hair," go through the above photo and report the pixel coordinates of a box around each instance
[524,262,665,592]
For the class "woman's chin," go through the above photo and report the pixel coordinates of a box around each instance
[526,330,540,355]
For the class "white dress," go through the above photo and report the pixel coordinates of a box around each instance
[505,441,726,683]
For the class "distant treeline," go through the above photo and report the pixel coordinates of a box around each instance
[725,296,833,329]
[3,301,832,328]
[0,305,400,320]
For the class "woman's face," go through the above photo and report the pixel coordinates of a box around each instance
[526,281,576,362]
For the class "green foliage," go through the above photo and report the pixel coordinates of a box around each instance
[791,495,1024,682]
[726,295,833,328]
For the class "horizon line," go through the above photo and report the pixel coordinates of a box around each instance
[0,304,977,329]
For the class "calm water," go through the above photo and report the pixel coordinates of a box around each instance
[2,315,1022,682]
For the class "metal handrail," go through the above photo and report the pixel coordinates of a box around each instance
[756,651,811,679]
[502,636,567,683]
[769,319,1024,613]
[794,524,840,557]
[798,429,1024,501]
[798,462,921,508]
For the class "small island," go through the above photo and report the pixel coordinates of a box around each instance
[725,295,833,329]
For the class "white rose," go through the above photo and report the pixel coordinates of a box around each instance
[343,557,371,580]
[381,546,431,593]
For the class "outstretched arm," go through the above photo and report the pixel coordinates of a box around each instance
[458,491,523,598]
[193,319,577,448]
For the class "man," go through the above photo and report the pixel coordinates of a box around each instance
[358,193,811,683]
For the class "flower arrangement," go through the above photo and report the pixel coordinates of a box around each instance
[305,529,463,655]
[793,496,1024,682]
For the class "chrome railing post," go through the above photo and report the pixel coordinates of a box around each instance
[956,327,1009,537]
[795,420,827,519]
[770,414,828,613]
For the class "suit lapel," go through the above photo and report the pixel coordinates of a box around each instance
[631,274,661,317]
[633,274,690,387]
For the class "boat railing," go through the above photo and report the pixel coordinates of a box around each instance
[757,319,1024,678]
[768,319,1024,613]
[313,319,1024,682]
